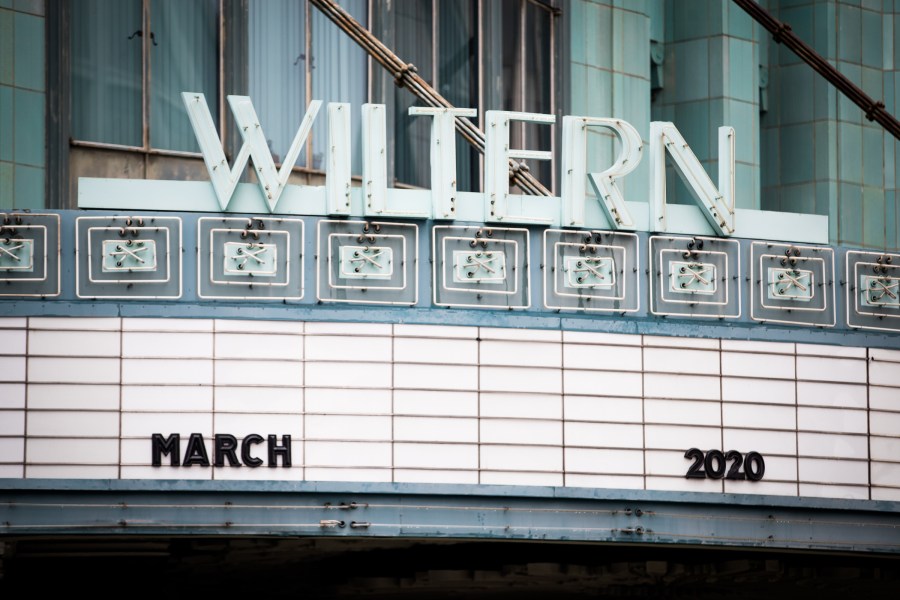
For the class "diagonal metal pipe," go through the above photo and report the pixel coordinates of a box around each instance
[733,0,900,140]
[309,0,553,196]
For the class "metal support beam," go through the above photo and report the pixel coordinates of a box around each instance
[2,480,899,555]
[308,0,553,197]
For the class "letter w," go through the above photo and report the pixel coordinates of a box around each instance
[182,92,322,212]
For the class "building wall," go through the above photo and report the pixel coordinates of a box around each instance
[0,0,45,211]
[2,316,899,502]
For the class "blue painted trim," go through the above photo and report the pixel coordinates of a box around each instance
[3,479,899,554]
[3,300,900,349]
[2,209,899,349]
[2,478,898,514]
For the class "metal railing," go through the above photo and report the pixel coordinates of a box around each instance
[309,0,553,196]
[733,0,900,140]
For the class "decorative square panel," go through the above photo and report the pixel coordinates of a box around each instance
[649,236,740,318]
[669,260,717,295]
[750,242,835,327]
[543,229,639,313]
[101,239,157,272]
[76,215,182,299]
[317,220,417,305]
[0,212,60,297]
[847,250,900,331]
[198,217,303,300]
[453,250,507,283]
[433,226,529,309]
[339,245,393,280]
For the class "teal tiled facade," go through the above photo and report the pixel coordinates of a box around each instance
[3,1,900,249]
[0,0,44,210]
[567,0,900,250]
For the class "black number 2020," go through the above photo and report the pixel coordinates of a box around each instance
[684,448,765,481]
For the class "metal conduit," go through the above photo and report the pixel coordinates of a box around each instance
[309,0,553,196]
[733,0,900,141]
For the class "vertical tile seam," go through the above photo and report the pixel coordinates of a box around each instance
[794,343,800,497]
[477,326,482,485]
[117,317,122,480]
[390,323,395,483]
[718,337,724,494]
[211,319,217,481]
[641,333,646,491]
[302,320,307,482]
[22,316,27,478]
[867,346,872,500]
[561,332,566,487]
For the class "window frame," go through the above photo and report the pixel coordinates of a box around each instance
[68,0,226,159]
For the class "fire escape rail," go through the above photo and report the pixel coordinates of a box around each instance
[733,0,900,140]
[309,0,553,196]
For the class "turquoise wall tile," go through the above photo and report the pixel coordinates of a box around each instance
[885,131,895,188]
[781,183,816,215]
[781,63,814,124]
[0,0,11,8]
[622,144,649,204]
[815,2,838,59]
[781,6,814,55]
[672,40,709,102]
[814,120,838,181]
[884,14,893,71]
[708,37,725,97]
[816,181,839,229]
[0,9,12,85]
[861,65,882,99]
[12,163,42,209]
[13,0,44,16]
[894,14,900,68]
[778,0,815,8]
[837,62,863,124]
[829,184,839,242]
[862,126,884,187]
[587,130,614,175]
[590,3,613,70]
[761,126,780,189]
[674,101,710,159]
[0,85,11,162]
[839,122,864,183]
[10,163,37,208]
[621,74,649,137]
[760,185,781,212]
[612,9,625,72]
[727,38,755,101]
[672,0,708,41]
[861,7,884,68]
[648,0,664,42]
[13,88,43,167]
[570,1,587,65]
[885,71,895,115]
[13,11,43,91]
[863,186,886,248]
[570,63,587,115]
[0,162,11,209]
[725,100,757,165]
[782,123,815,185]
[886,190,897,250]
[621,10,649,79]
[585,66,612,118]
[839,183,864,247]
[863,0,883,12]
[727,2,754,40]
[735,161,759,210]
